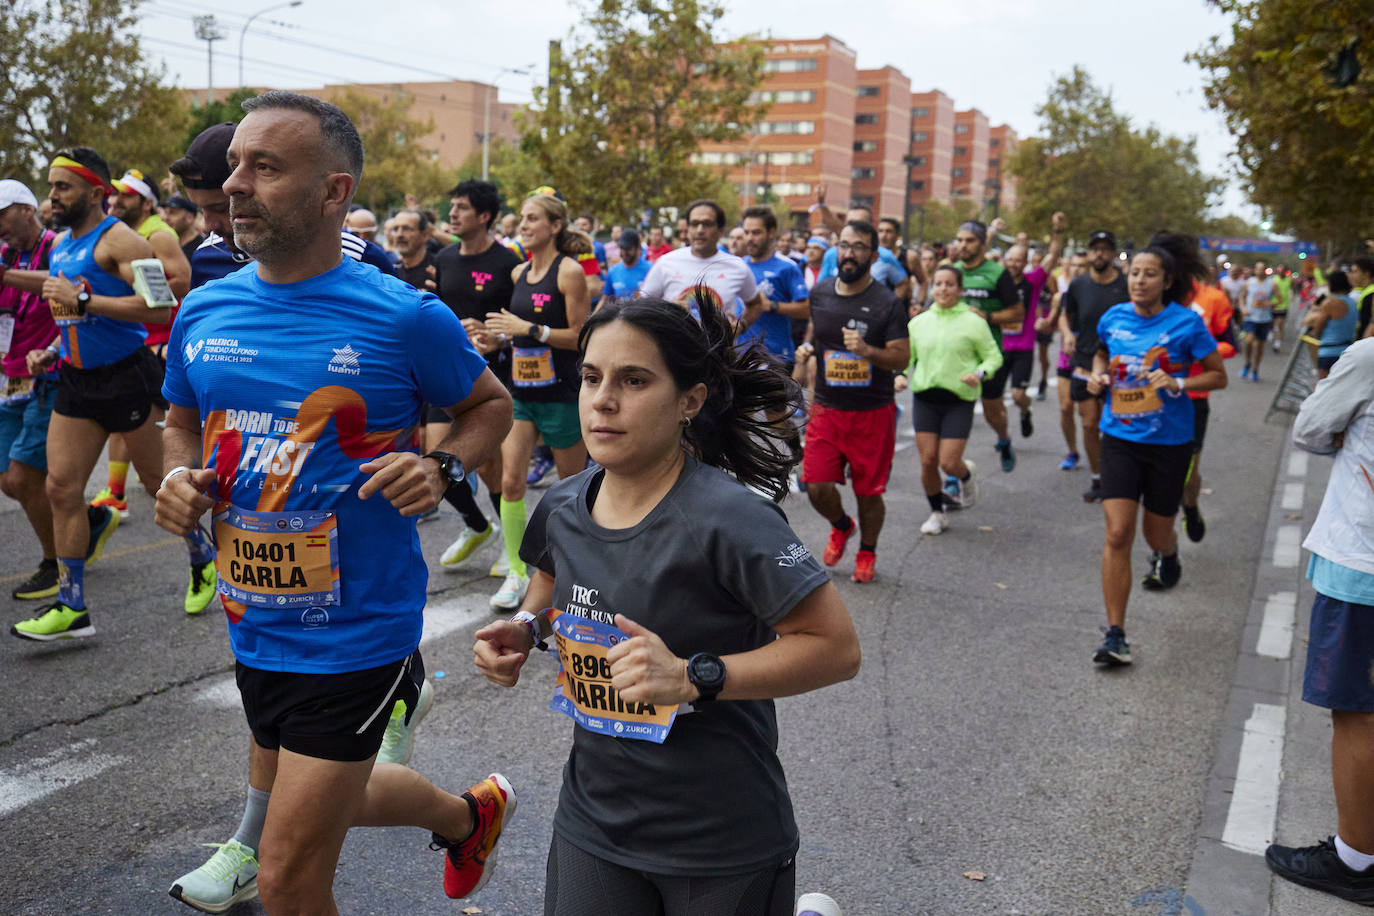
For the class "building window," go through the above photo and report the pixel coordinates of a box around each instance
[855,113,879,125]
[857,86,880,98]
[854,140,878,152]
[757,120,815,135]
[990,138,1000,147]
[769,182,813,197]
[910,180,925,190]
[911,130,928,142]
[852,167,876,179]
[952,167,966,178]
[954,123,969,134]
[763,58,818,73]
[851,195,874,209]
[909,155,927,167]
[748,89,816,104]
[988,158,1000,168]
[954,146,967,156]
[912,106,928,118]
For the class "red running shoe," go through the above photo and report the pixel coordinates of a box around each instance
[430,773,516,898]
[852,549,876,583]
[823,524,854,566]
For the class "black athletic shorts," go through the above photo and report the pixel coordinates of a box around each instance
[1035,329,1055,345]
[1070,374,1105,403]
[1099,433,1193,517]
[912,390,975,439]
[54,346,164,433]
[148,345,169,411]
[980,360,1011,400]
[544,834,795,916]
[1056,366,1073,379]
[1004,349,1035,390]
[236,649,424,762]
[1191,398,1210,455]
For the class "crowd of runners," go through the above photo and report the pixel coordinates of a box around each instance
[2,93,1373,914]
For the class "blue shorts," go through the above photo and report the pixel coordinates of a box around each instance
[1243,319,1272,342]
[0,378,56,473]
[1302,591,1374,712]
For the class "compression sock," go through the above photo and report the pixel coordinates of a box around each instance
[107,460,129,499]
[859,542,876,554]
[443,481,490,533]
[831,514,855,533]
[927,493,945,512]
[58,557,86,610]
[488,489,502,520]
[499,497,528,577]
[232,786,271,851]
[184,523,216,565]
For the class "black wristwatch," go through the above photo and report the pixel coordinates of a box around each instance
[422,450,466,492]
[75,289,91,316]
[686,652,727,704]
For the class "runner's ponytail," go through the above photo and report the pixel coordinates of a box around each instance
[1142,231,1207,306]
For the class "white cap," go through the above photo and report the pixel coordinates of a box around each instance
[0,179,39,211]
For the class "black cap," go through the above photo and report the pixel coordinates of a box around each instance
[1088,229,1117,249]
[170,122,236,191]
[164,195,199,214]
[618,228,641,249]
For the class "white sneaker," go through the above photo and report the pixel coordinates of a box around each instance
[439,522,497,569]
[169,838,259,913]
[959,459,978,509]
[1272,339,1281,352]
[490,572,529,610]
[377,678,434,766]
[920,511,948,535]
[796,892,842,916]
[489,552,511,578]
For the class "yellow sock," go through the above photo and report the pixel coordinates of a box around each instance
[108,461,129,498]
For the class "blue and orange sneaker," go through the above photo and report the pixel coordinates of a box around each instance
[430,773,516,899]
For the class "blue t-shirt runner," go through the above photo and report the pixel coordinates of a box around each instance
[740,253,808,362]
[49,214,146,368]
[1097,302,1218,445]
[163,256,488,673]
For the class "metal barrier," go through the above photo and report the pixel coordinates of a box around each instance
[1264,333,1320,424]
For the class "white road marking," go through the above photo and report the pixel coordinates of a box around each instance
[1280,482,1304,511]
[1256,591,1297,659]
[1272,525,1302,568]
[1287,451,1308,477]
[0,739,129,819]
[1221,703,1286,855]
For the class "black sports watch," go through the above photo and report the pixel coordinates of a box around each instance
[75,289,91,316]
[422,450,466,492]
[686,652,726,704]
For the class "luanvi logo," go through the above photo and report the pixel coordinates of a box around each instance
[328,344,362,376]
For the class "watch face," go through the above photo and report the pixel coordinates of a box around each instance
[691,654,725,686]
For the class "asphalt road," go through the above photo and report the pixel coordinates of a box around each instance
[0,362,1292,915]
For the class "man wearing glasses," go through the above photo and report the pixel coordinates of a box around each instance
[637,198,769,329]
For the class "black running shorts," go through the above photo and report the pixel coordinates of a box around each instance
[1190,398,1210,455]
[912,390,975,439]
[1098,434,1193,517]
[55,347,164,433]
[979,360,1011,400]
[236,649,424,762]
[1004,349,1035,390]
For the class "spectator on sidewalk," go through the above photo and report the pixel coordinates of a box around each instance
[1266,337,1374,907]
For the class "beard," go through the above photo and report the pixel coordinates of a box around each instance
[837,259,867,283]
[50,194,88,228]
[230,189,318,262]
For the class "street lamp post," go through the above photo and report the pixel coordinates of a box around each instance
[902,154,920,246]
[483,66,532,181]
[193,16,226,105]
[239,1,302,92]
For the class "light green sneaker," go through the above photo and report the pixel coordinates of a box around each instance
[439,522,497,569]
[169,839,259,913]
[185,562,218,615]
[11,603,95,641]
[377,678,435,766]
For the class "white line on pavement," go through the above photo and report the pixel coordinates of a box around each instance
[1280,482,1305,511]
[0,739,130,819]
[1221,703,1286,856]
[1256,591,1298,659]
[1287,451,1308,478]
[1272,525,1302,568]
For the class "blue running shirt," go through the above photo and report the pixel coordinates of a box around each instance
[740,254,809,361]
[163,257,489,673]
[1097,302,1218,445]
[49,215,146,368]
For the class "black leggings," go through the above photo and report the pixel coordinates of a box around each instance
[544,834,795,916]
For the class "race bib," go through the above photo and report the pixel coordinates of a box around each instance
[2,375,34,407]
[0,314,13,353]
[49,297,86,327]
[213,506,341,608]
[1002,319,1023,335]
[548,609,679,744]
[1111,379,1162,417]
[823,349,872,387]
[512,346,556,388]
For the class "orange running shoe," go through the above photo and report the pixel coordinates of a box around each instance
[90,487,129,519]
[852,549,876,583]
[431,773,516,899]
[823,523,854,566]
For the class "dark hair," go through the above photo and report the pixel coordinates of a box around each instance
[241,90,364,182]
[741,205,776,233]
[879,217,901,234]
[847,204,874,222]
[843,219,879,251]
[1138,230,1207,305]
[576,213,595,226]
[684,199,725,229]
[394,208,430,231]
[448,179,501,229]
[932,263,963,287]
[1353,256,1374,276]
[53,147,111,185]
[577,294,805,502]
[1328,270,1353,294]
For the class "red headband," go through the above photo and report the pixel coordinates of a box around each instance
[51,155,109,194]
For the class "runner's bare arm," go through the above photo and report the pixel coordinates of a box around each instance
[553,256,591,348]
[0,268,49,294]
[473,569,555,687]
[45,225,162,323]
[146,228,192,300]
[156,403,216,536]
[1040,212,1067,275]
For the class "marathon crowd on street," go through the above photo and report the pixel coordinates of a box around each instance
[1,92,1372,915]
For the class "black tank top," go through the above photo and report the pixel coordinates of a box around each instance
[509,253,579,403]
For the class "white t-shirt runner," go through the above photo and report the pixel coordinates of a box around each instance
[639,247,758,314]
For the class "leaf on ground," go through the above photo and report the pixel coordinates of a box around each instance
[963,870,986,881]
[1201,488,1213,495]
[978,525,994,531]
[995,583,1008,590]
[1286,513,1302,520]
[462,908,484,915]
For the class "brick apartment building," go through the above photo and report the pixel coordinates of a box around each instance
[852,66,911,220]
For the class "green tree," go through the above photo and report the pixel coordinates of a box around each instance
[1,0,191,187]
[1191,0,1374,252]
[1006,67,1221,249]
[494,0,767,224]
[326,88,451,215]
[183,88,258,150]
[911,199,979,246]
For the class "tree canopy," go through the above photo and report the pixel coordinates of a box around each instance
[1006,67,1221,250]
[325,88,452,215]
[495,0,767,224]
[1191,0,1374,252]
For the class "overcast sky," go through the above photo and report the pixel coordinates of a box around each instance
[139,0,1251,217]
